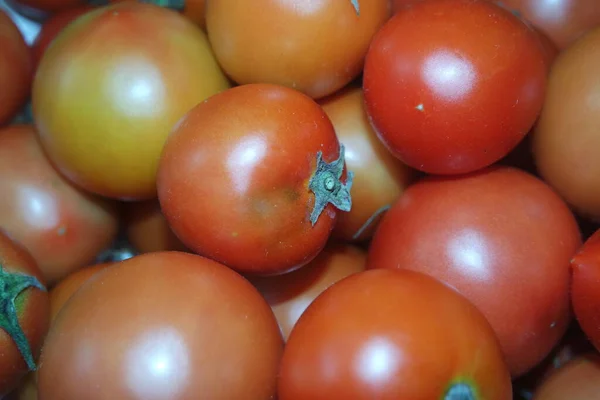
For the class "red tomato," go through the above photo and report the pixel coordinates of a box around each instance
[30,5,95,70]
[250,243,366,340]
[124,200,188,254]
[496,0,600,49]
[571,229,600,352]
[157,83,353,276]
[0,231,49,397]
[0,10,32,126]
[319,86,416,242]
[533,354,600,399]
[363,0,547,175]
[278,269,512,399]
[33,2,231,200]
[367,166,581,377]
[205,0,390,99]
[0,125,120,286]
[38,252,283,399]
[49,262,111,321]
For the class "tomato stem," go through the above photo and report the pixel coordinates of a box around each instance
[349,0,360,15]
[0,263,46,372]
[444,382,476,400]
[308,145,354,226]
[138,0,185,11]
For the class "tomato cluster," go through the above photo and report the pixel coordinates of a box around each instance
[0,0,600,398]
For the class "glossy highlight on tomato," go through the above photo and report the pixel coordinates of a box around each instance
[157,83,353,276]
[278,269,512,400]
[363,0,547,175]
[33,2,231,200]
[368,166,581,377]
[38,252,283,399]
[205,0,390,99]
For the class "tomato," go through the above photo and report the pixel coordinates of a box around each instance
[124,200,187,253]
[367,166,581,377]
[49,262,111,321]
[496,0,600,49]
[532,354,600,399]
[571,229,600,352]
[0,10,32,126]
[278,269,512,399]
[205,0,390,99]
[363,0,547,175]
[250,243,366,340]
[38,251,282,399]
[0,231,49,397]
[30,5,95,71]
[319,86,416,242]
[33,2,231,200]
[0,125,120,285]
[532,27,600,221]
[157,83,353,276]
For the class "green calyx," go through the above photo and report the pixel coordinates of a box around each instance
[0,263,46,372]
[350,0,360,15]
[444,382,478,400]
[138,0,185,11]
[308,145,354,226]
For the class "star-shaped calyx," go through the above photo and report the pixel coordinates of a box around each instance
[308,145,354,226]
[0,263,46,371]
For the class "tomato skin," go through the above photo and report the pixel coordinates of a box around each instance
[0,125,120,285]
[533,354,600,399]
[250,243,366,340]
[158,83,350,276]
[571,229,600,352]
[38,252,283,399]
[0,10,32,126]
[33,3,231,200]
[363,0,546,175]
[319,86,416,242]
[49,262,111,321]
[278,269,512,400]
[367,166,581,377]
[497,0,600,49]
[0,231,49,397]
[124,200,187,254]
[533,27,600,221]
[205,0,390,99]
[30,5,95,71]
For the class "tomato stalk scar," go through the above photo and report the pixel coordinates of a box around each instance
[308,145,354,226]
[0,264,46,371]
[349,0,360,16]
[444,382,477,400]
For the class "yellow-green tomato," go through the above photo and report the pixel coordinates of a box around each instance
[33,2,230,200]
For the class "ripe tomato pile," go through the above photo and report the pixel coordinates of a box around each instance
[1,0,600,398]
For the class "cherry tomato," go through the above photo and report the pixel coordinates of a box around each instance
[33,2,231,200]
[0,125,120,285]
[571,229,600,352]
[319,86,416,242]
[157,83,353,276]
[0,10,32,126]
[250,243,366,340]
[0,231,49,397]
[38,251,283,399]
[30,5,95,71]
[363,0,547,175]
[533,354,600,399]
[278,269,512,399]
[124,200,187,254]
[368,166,581,377]
[49,262,111,321]
[205,0,390,99]
[533,27,600,221]
[496,0,600,49]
